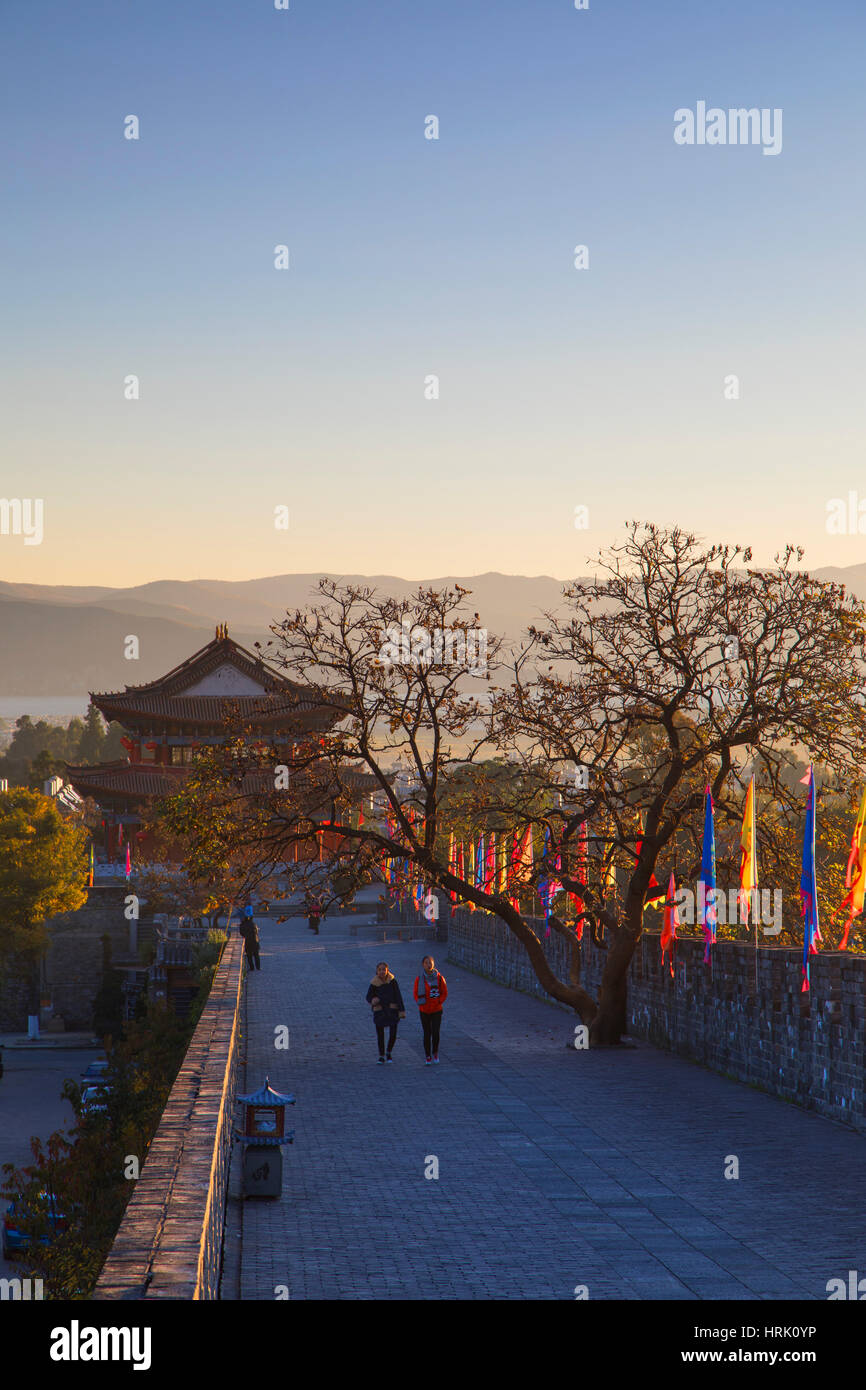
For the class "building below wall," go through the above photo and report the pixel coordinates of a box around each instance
[0,884,150,1033]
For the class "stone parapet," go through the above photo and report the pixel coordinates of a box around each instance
[93,934,244,1300]
[446,909,866,1134]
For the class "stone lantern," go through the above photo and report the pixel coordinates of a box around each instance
[236,1077,296,1197]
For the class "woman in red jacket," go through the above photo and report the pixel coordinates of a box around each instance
[413,955,448,1064]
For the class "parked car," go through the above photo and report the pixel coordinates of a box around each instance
[2,1192,67,1259]
[80,1084,110,1116]
[80,1058,109,1084]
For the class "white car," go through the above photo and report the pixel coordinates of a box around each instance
[80,1084,109,1116]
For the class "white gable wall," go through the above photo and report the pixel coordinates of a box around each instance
[183,663,270,695]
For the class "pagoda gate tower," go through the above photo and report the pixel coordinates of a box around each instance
[67,625,346,861]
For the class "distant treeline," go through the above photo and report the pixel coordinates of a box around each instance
[0,708,125,789]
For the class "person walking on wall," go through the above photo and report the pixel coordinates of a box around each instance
[240,906,261,971]
[307,894,322,935]
[365,962,405,1064]
[414,955,447,1064]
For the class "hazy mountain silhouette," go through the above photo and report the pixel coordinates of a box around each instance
[0,573,574,695]
[0,565,862,696]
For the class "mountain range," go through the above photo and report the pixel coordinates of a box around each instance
[1,565,865,697]
[0,573,572,696]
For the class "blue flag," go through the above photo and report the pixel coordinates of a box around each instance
[699,786,717,963]
[537,826,554,933]
[799,766,820,992]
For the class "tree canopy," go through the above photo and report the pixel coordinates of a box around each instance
[0,788,89,962]
[148,525,866,1044]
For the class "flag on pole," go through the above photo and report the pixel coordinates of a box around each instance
[836,787,866,950]
[466,839,476,912]
[448,832,457,914]
[799,765,821,991]
[537,826,556,933]
[485,832,496,894]
[738,776,758,925]
[601,844,616,899]
[660,871,679,978]
[496,832,508,894]
[568,821,588,940]
[699,786,717,963]
[512,825,534,912]
[88,842,94,888]
[125,843,131,880]
[636,814,665,910]
[509,828,521,907]
[457,840,471,911]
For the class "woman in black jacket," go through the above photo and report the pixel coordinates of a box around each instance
[365,961,406,1064]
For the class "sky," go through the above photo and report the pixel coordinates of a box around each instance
[1,0,865,585]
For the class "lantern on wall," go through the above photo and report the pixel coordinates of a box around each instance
[235,1077,296,1198]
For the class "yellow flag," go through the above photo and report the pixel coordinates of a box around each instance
[738,777,758,923]
[845,787,866,894]
[838,788,866,947]
[497,833,508,893]
[466,838,476,912]
[603,857,616,897]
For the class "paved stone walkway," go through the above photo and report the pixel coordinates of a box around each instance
[224,914,865,1300]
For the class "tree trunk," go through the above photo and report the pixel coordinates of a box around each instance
[589,899,642,1045]
[498,904,598,1025]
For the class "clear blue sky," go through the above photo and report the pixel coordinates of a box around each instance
[2,0,864,583]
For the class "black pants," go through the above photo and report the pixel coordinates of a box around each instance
[376,1023,398,1056]
[245,945,261,970]
[421,1011,442,1057]
[308,916,320,934]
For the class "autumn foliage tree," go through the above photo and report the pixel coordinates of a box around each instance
[0,789,89,1010]
[491,524,866,1039]
[156,528,866,1045]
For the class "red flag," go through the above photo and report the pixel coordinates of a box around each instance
[568,822,588,940]
[448,832,457,915]
[636,815,665,908]
[510,829,521,908]
[660,872,679,979]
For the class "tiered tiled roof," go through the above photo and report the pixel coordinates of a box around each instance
[66,627,373,808]
[90,629,340,733]
[67,759,374,803]
[65,762,189,798]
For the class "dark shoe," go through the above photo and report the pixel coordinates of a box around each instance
[377,1056,385,1065]
[385,1055,394,1064]
[433,1054,440,1063]
[425,1057,432,1065]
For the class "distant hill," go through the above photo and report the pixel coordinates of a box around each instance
[0,565,862,697]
